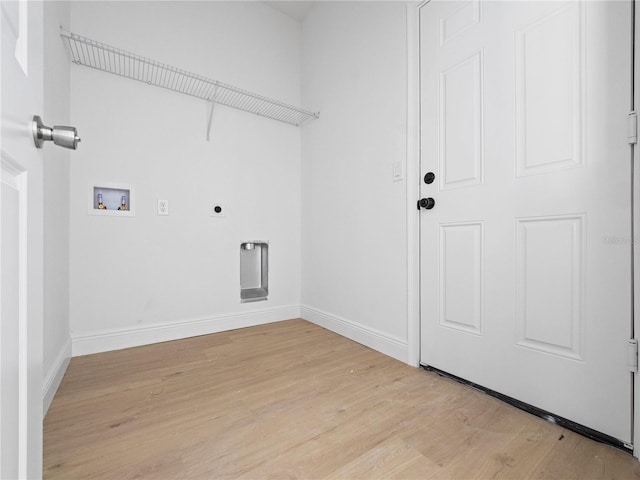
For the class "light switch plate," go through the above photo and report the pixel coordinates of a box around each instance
[393,161,404,182]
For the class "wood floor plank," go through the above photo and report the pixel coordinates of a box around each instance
[43,319,640,479]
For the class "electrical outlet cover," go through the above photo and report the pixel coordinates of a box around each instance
[158,199,169,215]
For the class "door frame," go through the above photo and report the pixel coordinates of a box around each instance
[633,0,640,459]
[407,0,640,458]
[406,1,423,368]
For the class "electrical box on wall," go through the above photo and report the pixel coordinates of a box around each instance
[210,202,225,217]
[240,242,268,303]
[89,184,135,216]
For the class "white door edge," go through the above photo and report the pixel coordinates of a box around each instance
[632,0,639,459]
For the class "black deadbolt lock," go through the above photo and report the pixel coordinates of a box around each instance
[424,172,435,184]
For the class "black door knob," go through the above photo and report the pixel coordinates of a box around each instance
[417,197,436,210]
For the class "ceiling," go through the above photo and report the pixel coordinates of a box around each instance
[264,1,316,21]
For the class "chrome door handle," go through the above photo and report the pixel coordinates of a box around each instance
[32,115,81,150]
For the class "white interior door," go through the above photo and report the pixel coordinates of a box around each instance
[419,0,633,445]
[1,0,44,477]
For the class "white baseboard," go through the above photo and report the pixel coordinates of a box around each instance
[301,305,408,363]
[71,305,301,357]
[43,338,71,415]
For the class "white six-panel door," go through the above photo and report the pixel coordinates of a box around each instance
[419,0,633,444]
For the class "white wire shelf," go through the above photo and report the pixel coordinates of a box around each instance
[60,29,319,127]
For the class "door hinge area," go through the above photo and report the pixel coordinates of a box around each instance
[629,111,638,145]
[628,339,638,372]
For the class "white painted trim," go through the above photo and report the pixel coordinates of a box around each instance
[406,2,421,367]
[42,339,71,415]
[633,0,639,460]
[301,305,408,363]
[18,167,29,479]
[71,305,301,356]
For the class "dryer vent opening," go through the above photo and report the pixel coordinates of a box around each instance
[240,242,268,302]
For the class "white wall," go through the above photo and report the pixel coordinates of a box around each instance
[69,1,303,354]
[43,0,72,413]
[300,2,409,361]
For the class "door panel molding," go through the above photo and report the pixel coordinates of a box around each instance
[439,50,485,190]
[515,214,585,360]
[515,2,585,177]
[439,221,484,335]
[0,150,29,479]
[439,0,481,46]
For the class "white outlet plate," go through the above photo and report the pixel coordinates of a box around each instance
[210,202,226,217]
[158,199,169,215]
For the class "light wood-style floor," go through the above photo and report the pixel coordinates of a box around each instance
[44,319,640,479]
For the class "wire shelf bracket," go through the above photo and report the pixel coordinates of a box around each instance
[60,29,319,138]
